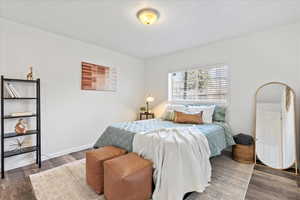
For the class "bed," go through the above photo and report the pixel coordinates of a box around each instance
[93,104,235,200]
[94,118,235,157]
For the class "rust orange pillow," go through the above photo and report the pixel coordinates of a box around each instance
[174,111,203,124]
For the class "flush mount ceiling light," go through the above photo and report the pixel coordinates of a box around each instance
[137,8,160,25]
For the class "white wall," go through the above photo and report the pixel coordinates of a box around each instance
[144,22,300,165]
[145,22,300,135]
[0,18,145,170]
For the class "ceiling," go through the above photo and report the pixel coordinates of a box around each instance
[1,0,300,59]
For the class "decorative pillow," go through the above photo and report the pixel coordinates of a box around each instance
[161,104,187,121]
[174,111,203,124]
[186,105,215,123]
[213,106,226,122]
[161,110,175,121]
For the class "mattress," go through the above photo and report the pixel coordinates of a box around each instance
[94,119,235,157]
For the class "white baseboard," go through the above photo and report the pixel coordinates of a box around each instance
[42,143,93,160]
[3,143,93,171]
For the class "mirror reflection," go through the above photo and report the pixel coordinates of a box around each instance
[256,83,296,169]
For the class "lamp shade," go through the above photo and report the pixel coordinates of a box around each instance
[146,96,154,102]
[137,8,160,25]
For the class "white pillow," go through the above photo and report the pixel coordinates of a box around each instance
[165,104,187,113]
[186,105,215,123]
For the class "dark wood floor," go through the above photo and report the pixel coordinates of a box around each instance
[0,149,299,200]
[245,164,299,200]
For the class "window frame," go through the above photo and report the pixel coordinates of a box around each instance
[167,64,230,105]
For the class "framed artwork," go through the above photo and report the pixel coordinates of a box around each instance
[81,62,117,91]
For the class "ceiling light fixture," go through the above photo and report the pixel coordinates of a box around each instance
[137,8,160,25]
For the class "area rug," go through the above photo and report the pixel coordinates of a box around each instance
[29,155,254,200]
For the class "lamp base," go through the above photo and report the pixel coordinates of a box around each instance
[146,102,149,113]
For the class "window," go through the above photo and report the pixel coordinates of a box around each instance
[168,65,229,104]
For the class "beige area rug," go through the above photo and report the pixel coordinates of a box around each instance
[30,155,254,200]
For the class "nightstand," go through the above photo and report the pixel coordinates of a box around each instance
[139,112,155,120]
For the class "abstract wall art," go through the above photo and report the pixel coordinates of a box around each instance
[81,62,117,91]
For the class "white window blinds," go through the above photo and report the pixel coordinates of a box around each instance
[168,65,229,103]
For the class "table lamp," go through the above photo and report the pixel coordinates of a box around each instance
[146,96,154,113]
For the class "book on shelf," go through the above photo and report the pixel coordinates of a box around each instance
[4,83,20,98]
[8,83,21,97]
[9,112,34,117]
[4,83,14,97]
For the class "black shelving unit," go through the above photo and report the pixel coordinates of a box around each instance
[1,76,41,178]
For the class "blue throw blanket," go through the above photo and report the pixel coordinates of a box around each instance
[94,119,235,157]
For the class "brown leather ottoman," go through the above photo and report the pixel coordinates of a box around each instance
[86,146,126,194]
[104,152,153,200]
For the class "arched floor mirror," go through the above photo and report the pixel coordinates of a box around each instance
[255,82,298,175]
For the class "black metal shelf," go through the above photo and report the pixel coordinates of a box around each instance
[3,146,37,158]
[3,97,37,100]
[1,75,41,179]
[4,114,36,119]
[4,130,38,139]
[3,78,37,83]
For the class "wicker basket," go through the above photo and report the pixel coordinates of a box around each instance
[232,144,254,164]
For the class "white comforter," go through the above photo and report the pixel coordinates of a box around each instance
[133,127,212,200]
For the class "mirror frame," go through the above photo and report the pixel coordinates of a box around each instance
[254,81,298,175]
